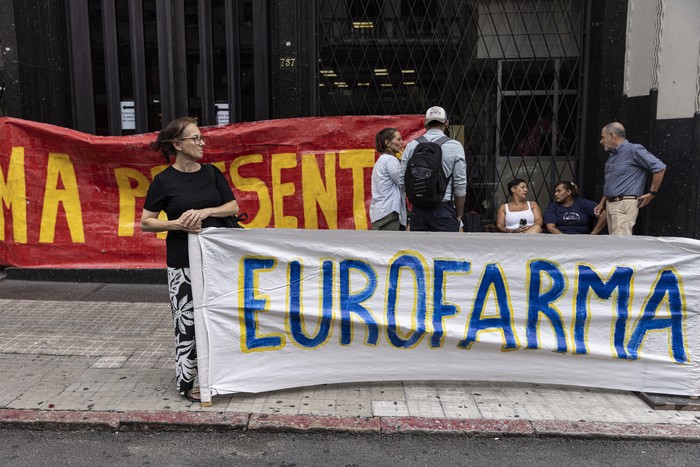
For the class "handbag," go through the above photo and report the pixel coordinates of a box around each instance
[205,164,247,229]
[222,212,247,229]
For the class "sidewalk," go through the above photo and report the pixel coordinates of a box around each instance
[1,276,700,439]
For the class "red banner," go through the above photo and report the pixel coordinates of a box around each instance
[0,116,424,268]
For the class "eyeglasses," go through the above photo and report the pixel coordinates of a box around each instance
[174,134,206,145]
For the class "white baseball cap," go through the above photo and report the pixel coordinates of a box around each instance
[424,106,447,124]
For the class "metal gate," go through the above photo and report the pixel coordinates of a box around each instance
[66,0,589,222]
[66,0,266,135]
[317,0,589,221]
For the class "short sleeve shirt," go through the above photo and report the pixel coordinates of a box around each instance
[144,164,236,268]
[544,197,598,234]
[603,140,666,197]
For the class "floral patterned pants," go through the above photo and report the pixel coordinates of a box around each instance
[167,267,197,395]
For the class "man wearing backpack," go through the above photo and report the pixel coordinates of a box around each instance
[399,106,467,232]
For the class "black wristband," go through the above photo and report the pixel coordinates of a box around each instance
[649,191,658,196]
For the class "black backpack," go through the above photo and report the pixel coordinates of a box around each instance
[404,135,452,208]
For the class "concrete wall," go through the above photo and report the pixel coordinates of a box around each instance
[0,0,20,117]
[0,0,71,126]
[625,0,700,119]
[586,0,700,238]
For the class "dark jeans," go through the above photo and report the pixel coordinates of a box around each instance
[409,202,459,232]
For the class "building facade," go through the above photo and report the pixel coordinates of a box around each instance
[1,0,698,236]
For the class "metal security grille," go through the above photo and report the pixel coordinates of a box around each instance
[66,0,263,135]
[318,0,588,222]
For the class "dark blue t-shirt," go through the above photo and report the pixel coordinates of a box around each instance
[144,164,236,267]
[544,197,597,234]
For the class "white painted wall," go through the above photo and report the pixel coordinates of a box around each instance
[623,0,657,97]
[625,0,700,119]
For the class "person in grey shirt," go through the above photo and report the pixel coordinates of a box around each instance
[593,122,666,235]
[399,106,467,232]
[370,127,406,230]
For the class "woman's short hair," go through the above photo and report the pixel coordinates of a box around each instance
[555,180,579,197]
[150,116,198,162]
[507,178,526,196]
[375,128,398,153]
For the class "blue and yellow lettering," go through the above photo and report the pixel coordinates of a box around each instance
[339,259,379,345]
[627,269,688,363]
[287,260,333,349]
[239,257,285,352]
[574,265,633,357]
[526,260,568,352]
[458,263,518,350]
[386,253,428,349]
[430,259,471,348]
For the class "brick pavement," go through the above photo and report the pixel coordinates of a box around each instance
[1,278,699,438]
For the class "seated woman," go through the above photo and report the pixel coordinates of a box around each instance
[544,180,607,234]
[496,178,543,234]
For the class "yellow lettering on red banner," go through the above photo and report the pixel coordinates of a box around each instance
[339,149,374,230]
[39,153,85,243]
[272,153,298,228]
[0,147,28,243]
[114,168,150,237]
[230,155,272,229]
[302,152,337,229]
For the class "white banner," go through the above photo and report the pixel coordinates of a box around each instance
[190,229,700,401]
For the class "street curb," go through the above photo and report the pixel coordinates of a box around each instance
[249,414,381,433]
[4,267,166,284]
[380,417,534,436]
[531,420,700,441]
[1,409,699,440]
[119,411,249,432]
[0,409,120,431]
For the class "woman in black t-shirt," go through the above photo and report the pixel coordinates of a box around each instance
[141,117,238,403]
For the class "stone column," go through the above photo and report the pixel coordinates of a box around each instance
[269,0,317,118]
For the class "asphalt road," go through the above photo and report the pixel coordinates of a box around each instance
[1,429,699,466]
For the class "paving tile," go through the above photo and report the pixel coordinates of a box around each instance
[92,356,129,368]
[372,400,409,417]
[404,383,440,401]
[225,397,268,413]
[406,400,445,418]
[3,290,700,434]
[440,402,483,419]
[370,383,406,401]
[333,402,373,418]
[299,399,338,416]
[261,392,304,415]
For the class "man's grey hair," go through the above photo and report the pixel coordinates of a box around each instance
[603,122,626,138]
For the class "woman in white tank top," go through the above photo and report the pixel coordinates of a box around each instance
[496,178,543,233]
